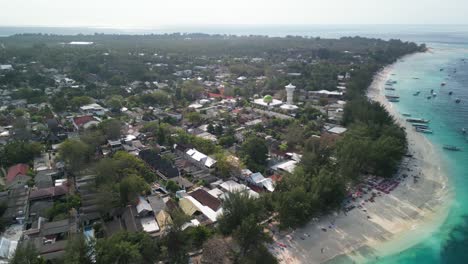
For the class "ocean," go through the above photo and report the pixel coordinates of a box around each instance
[365,44,468,264]
[1,25,468,263]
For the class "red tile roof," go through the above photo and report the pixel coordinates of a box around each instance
[73,115,95,127]
[6,164,29,184]
[189,189,221,211]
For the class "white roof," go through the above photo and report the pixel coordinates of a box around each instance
[68,41,94,45]
[196,132,217,142]
[253,98,283,107]
[184,196,223,222]
[188,103,203,109]
[207,188,224,198]
[285,83,296,89]
[136,196,153,214]
[80,103,105,111]
[219,180,259,198]
[186,148,216,168]
[0,65,13,70]
[312,90,343,96]
[328,126,348,134]
[280,104,299,110]
[271,160,298,174]
[245,119,263,126]
[140,216,160,233]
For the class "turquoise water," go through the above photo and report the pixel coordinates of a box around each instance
[370,44,468,263]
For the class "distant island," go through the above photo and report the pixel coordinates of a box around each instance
[0,33,425,263]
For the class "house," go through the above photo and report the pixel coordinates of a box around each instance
[24,218,78,261]
[246,172,275,192]
[29,185,69,202]
[0,65,13,71]
[327,125,348,135]
[6,164,29,185]
[72,115,100,130]
[185,148,217,169]
[139,149,180,180]
[178,189,223,223]
[80,103,107,115]
[271,160,298,174]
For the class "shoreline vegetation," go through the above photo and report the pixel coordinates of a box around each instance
[0,34,434,263]
[273,52,451,263]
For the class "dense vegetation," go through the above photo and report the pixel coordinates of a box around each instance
[0,33,424,263]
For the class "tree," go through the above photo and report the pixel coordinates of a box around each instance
[186,111,202,125]
[0,141,43,167]
[119,174,150,205]
[10,242,46,264]
[64,234,93,264]
[234,215,271,256]
[70,96,93,110]
[163,209,191,264]
[106,95,124,111]
[240,136,268,172]
[99,118,122,140]
[58,139,92,173]
[218,191,263,235]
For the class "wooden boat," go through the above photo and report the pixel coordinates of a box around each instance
[416,128,433,134]
[443,145,461,151]
[406,118,430,124]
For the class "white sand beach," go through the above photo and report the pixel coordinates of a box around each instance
[271,56,453,264]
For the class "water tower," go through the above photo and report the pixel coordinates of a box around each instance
[285,83,296,105]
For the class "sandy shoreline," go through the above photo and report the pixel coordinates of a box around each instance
[271,55,453,264]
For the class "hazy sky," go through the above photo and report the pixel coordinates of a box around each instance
[1,0,467,27]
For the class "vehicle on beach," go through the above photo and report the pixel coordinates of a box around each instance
[406,118,430,124]
[443,145,462,151]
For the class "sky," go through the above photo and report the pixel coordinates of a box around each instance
[0,0,467,28]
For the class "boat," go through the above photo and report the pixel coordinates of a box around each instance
[413,91,420,96]
[385,95,400,99]
[462,128,466,134]
[449,91,453,95]
[402,113,412,117]
[455,98,461,103]
[441,82,446,86]
[388,98,400,102]
[440,68,444,71]
[385,87,396,91]
[412,124,429,129]
[432,93,437,97]
[412,77,420,80]
[443,145,462,151]
[416,128,433,134]
[427,96,432,99]
[406,118,430,124]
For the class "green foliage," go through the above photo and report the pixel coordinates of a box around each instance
[58,139,92,172]
[218,191,264,235]
[95,231,159,264]
[10,242,46,264]
[186,225,214,248]
[46,195,81,221]
[70,96,93,110]
[240,136,268,172]
[119,174,150,205]
[139,90,170,106]
[186,111,202,124]
[98,118,123,140]
[64,234,93,264]
[0,141,43,167]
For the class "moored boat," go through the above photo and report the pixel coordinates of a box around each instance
[406,118,430,124]
[443,145,462,151]
[416,128,433,134]
[412,124,429,129]
[385,95,400,99]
